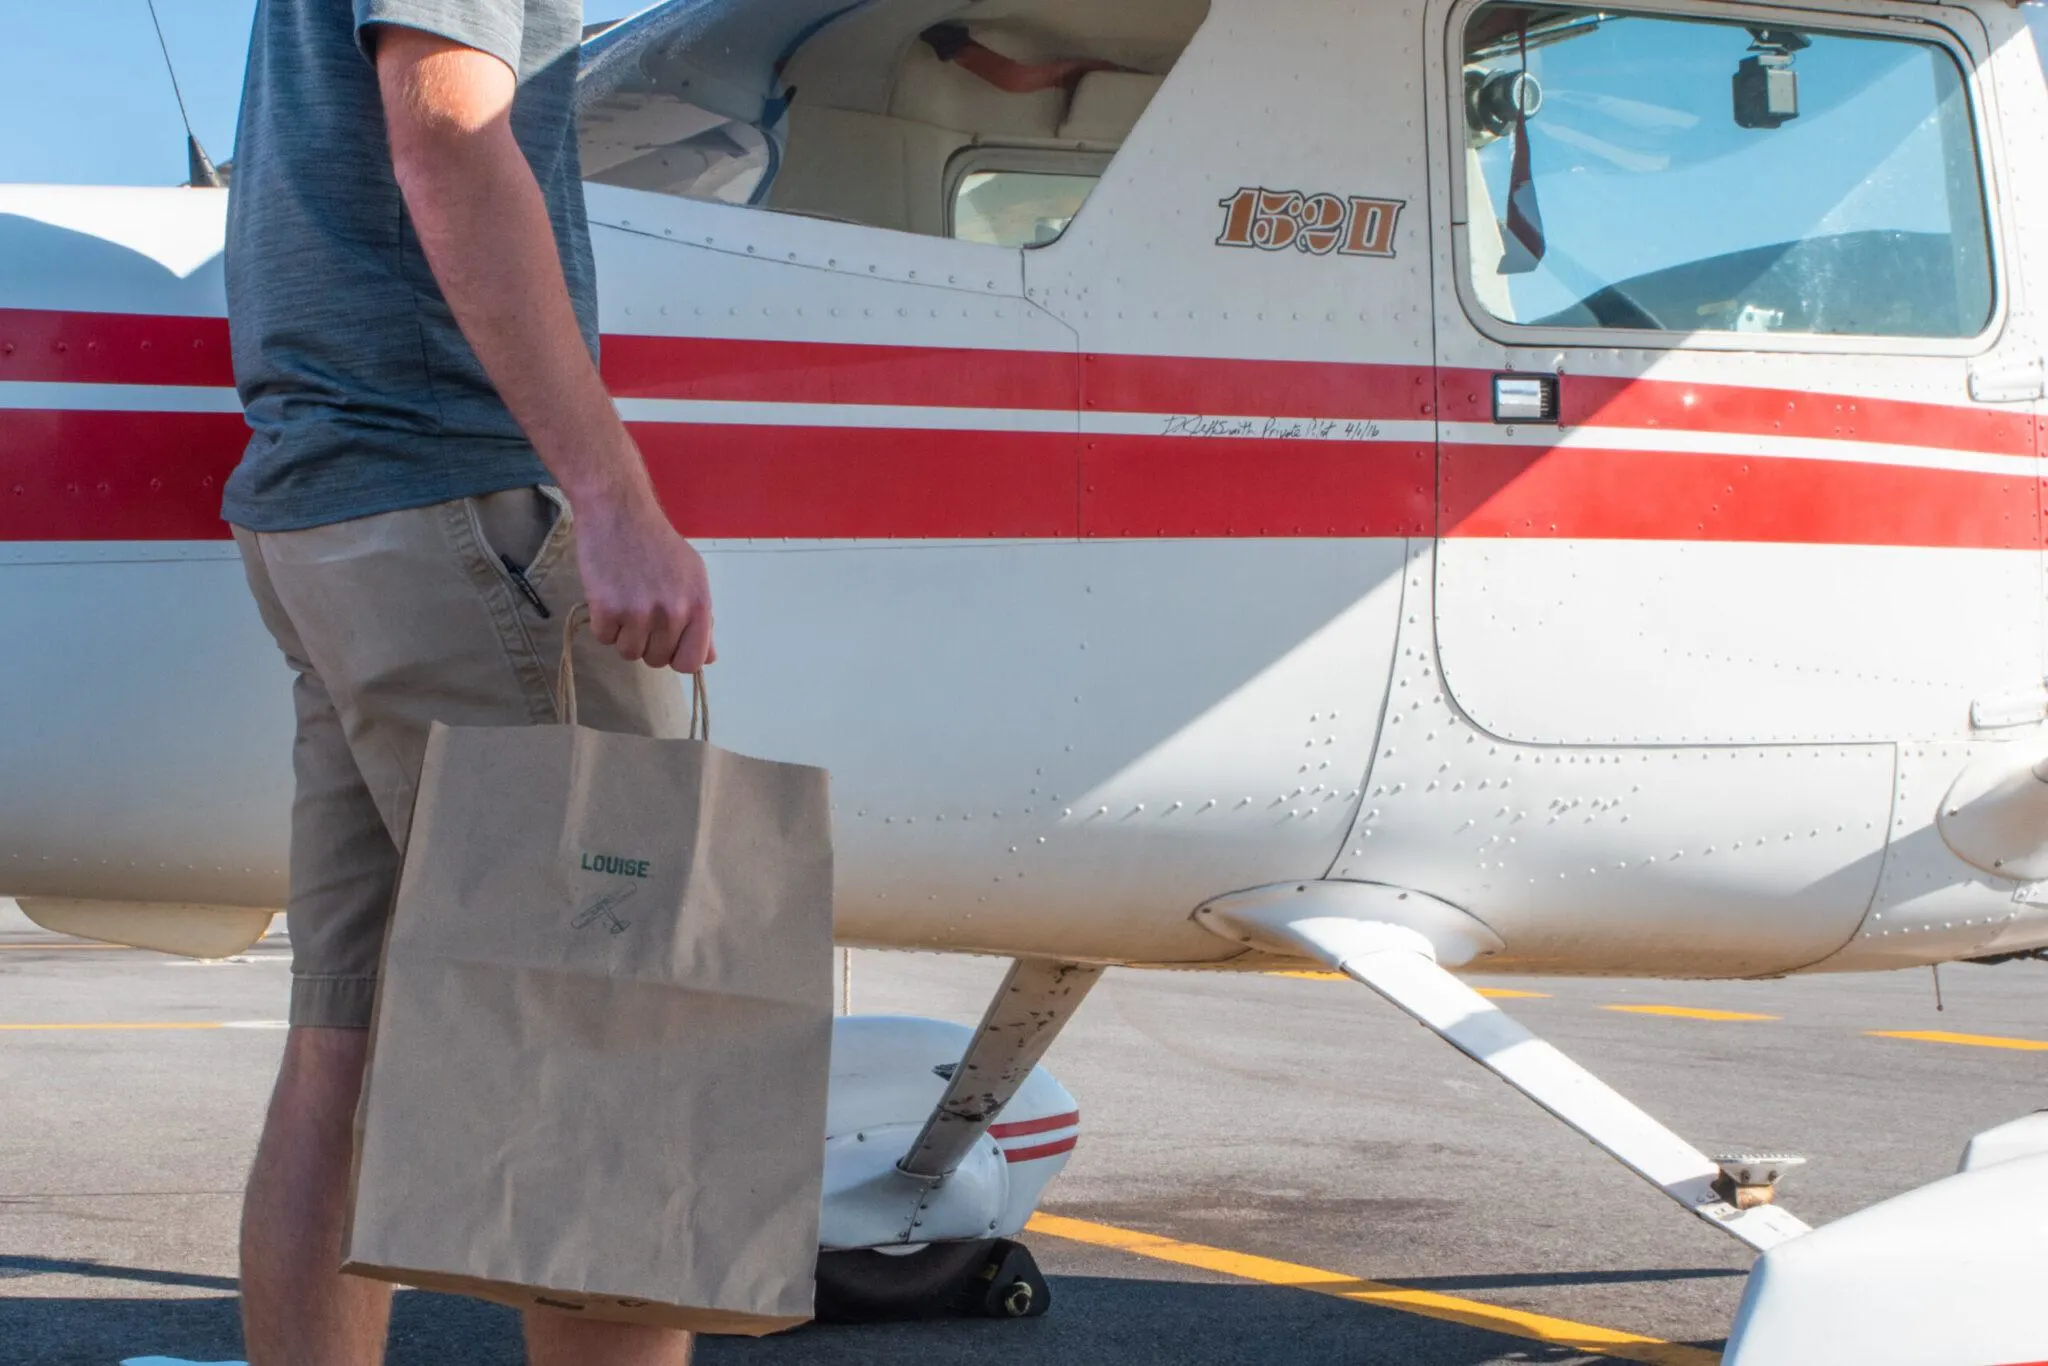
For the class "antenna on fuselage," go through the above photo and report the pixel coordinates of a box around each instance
[144,0,225,188]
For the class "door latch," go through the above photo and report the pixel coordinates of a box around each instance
[1492,373,1559,423]
[1967,357,2044,403]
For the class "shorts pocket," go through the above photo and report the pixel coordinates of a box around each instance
[467,486,569,619]
[522,486,572,596]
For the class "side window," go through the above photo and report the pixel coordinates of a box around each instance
[580,105,774,205]
[579,0,1210,241]
[947,151,1112,247]
[1460,5,1993,339]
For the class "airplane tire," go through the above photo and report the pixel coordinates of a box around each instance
[814,1239,1017,1323]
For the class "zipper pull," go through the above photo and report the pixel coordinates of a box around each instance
[500,554,552,618]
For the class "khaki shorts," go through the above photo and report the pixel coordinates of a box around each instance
[234,487,687,1029]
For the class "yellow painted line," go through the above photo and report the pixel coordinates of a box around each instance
[1869,1029,2048,1052]
[1264,971,1549,999]
[1027,1213,1716,1366]
[0,1020,287,1031]
[1602,1005,1778,1022]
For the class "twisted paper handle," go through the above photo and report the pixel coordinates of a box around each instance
[557,603,708,739]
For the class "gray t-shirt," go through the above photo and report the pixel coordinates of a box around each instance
[223,0,594,532]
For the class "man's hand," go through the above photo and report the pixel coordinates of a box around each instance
[573,451,717,671]
[368,25,715,671]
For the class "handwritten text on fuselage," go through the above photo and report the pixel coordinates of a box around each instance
[1160,415,1382,440]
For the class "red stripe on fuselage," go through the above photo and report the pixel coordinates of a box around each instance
[634,423,1080,538]
[1087,352,1435,420]
[0,308,1442,418]
[602,333,1080,408]
[0,309,232,388]
[0,415,1441,541]
[1441,442,2042,549]
[1082,435,1433,537]
[1,308,2041,547]
[1439,368,2035,457]
[0,409,245,540]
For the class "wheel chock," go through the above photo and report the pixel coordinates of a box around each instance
[960,1238,1051,1319]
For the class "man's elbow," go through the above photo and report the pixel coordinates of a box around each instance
[384,117,493,208]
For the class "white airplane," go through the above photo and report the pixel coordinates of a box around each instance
[6,0,2048,1352]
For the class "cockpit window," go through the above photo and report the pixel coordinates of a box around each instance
[1460,5,1993,339]
[574,0,825,206]
[580,98,775,204]
[578,0,1210,241]
[952,170,1101,247]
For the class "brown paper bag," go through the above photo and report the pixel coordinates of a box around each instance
[343,606,834,1335]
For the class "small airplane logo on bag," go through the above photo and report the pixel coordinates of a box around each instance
[572,884,637,935]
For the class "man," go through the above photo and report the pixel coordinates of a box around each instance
[224,2,704,1362]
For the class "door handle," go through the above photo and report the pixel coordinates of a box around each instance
[1492,373,1558,424]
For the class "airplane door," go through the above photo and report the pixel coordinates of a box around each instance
[1016,0,1438,904]
[1423,0,2043,748]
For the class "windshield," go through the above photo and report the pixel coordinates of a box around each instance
[1461,5,1993,338]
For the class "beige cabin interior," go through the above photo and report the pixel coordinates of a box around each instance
[582,0,1211,245]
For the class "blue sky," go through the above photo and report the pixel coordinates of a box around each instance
[0,1,644,186]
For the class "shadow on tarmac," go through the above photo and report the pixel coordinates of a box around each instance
[0,1257,237,1294]
[1398,1267,1746,1291]
[0,1274,1711,1366]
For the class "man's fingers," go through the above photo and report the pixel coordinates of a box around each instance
[672,611,713,675]
[572,524,712,671]
[640,607,685,673]
[609,616,652,663]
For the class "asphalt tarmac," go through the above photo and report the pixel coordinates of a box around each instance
[3,898,2043,1366]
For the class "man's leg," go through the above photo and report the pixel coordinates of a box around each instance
[234,528,404,1366]
[247,492,692,1365]
[524,1311,693,1366]
[488,488,694,1366]
[241,1027,391,1365]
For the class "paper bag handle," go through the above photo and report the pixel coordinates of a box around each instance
[557,603,709,740]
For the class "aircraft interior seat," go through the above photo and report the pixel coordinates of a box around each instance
[780,19,1189,240]
[888,35,1075,141]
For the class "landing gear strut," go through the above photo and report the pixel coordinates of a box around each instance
[814,957,1099,1323]
[1197,880,1811,1251]
[895,958,1103,1180]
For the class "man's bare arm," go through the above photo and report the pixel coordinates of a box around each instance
[370,24,713,671]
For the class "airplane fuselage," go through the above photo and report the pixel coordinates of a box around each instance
[6,0,2048,978]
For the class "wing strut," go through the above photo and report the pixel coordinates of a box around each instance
[1196,881,1810,1253]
